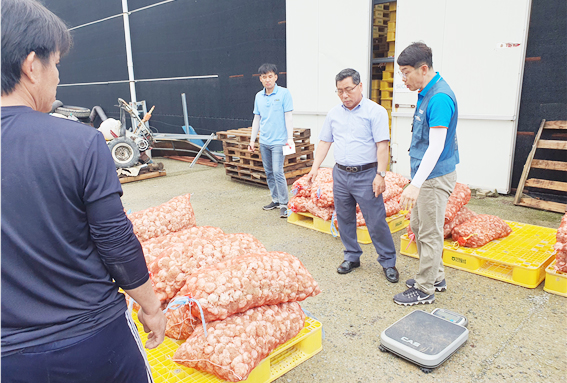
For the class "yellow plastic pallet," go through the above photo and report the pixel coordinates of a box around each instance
[399,221,556,288]
[133,312,323,383]
[544,260,567,297]
[288,211,409,244]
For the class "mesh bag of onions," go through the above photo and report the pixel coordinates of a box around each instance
[451,214,512,248]
[443,206,477,238]
[147,227,266,306]
[164,251,320,339]
[173,302,305,382]
[445,183,471,223]
[553,213,567,272]
[128,193,196,242]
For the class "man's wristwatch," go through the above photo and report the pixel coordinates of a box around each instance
[377,171,386,178]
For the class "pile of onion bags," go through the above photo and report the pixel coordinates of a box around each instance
[553,213,567,272]
[173,302,305,382]
[445,183,471,223]
[147,227,266,306]
[451,214,512,248]
[128,193,197,242]
[443,206,477,238]
[166,251,320,328]
[385,171,410,189]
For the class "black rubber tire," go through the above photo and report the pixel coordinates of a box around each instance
[108,137,140,168]
[420,367,433,374]
[55,105,91,118]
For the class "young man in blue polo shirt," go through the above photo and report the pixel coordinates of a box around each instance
[249,63,294,218]
[394,42,459,306]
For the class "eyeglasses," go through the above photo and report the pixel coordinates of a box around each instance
[397,70,412,79]
[335,84,359,95]
[260,74,276,80]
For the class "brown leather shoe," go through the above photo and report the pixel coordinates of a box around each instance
[337,260,360,274]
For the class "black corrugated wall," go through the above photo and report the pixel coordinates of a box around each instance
[513,0,567,193]
[44,0,287,151]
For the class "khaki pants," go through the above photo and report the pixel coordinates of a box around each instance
[411,171,457,295]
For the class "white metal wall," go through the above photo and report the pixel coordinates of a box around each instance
[286,0,373,168]
[391,0,532,193]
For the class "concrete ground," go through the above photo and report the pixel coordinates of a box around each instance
[121,158,566,383]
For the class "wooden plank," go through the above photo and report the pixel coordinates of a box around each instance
[531,159,567,171]
[164,156,218,167]
[537,140,567,150]
[517,197,567,214]
[524,178,567,192]
[514,119,546,205]
[544,120,567,130]
[119,171,166,184]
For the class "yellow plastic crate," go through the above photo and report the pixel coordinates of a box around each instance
[389,2,397,11]
[372,79,380,90]
[381,90,393,98]
[390,10,396,22]
[399,221,557,288]
[385,62,394,71]
[380,79,393,89]
[387,31,396,42]
[544,260,567,297]
[382,71,393,80]
[371,89,379,99]
[381,98,393,109]
[387,21,396,32]
[288,211,408,244]
[134,312,323,383]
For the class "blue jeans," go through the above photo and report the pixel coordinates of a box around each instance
[260,143,288,206]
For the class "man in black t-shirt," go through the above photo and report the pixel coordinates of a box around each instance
[1,1,166,381]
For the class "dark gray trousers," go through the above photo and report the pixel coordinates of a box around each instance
[332,164,397,268]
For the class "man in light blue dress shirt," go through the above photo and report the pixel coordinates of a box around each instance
[307,68,398,283]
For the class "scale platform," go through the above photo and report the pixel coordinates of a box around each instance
[379,308,469,373]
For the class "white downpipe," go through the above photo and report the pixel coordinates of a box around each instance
[122,0,137,107]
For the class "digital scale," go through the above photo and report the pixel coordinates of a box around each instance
[379,308,469,373]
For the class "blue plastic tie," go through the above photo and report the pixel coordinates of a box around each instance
[316,187,322,199]
[126,209,132,215]
[291,187,299,196]
[330,210,339,237]
[164,296,208,337]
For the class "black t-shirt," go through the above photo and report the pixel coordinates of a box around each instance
[1,106,149,355]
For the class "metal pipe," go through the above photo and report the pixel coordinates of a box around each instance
[181,93,190,132]
[58,75,218,87]
[121,0,137,106]
[190,133,215,168]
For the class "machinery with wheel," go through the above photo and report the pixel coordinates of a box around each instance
[379,308,469,373]
[100,98,155,168]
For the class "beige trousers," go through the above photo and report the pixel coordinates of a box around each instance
[411,171,457,295]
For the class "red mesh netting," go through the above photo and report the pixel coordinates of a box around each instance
[128,194,196,242]
[451,214,512,248]
[146,227,266,306]
[445,183,471,223]
[172,302,305,382]
[384,199,402,217]
[385,171,410,189]
[554,213,567,272]
[443,206,477,238]
[169,252,320,324]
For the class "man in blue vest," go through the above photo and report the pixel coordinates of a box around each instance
[393,42,459,306]
[249,63,294,218]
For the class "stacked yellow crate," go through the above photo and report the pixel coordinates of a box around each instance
[381,62,394,111]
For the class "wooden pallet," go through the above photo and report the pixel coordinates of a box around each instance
[119,170,166,184]
[164,156,218,167]
[514,120,567,213]
[217,127,314,187]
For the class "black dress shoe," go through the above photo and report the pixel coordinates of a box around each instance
[337,260,360,274]
[383,267,399,283]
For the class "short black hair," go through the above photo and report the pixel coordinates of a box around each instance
[335,68,360,85]
[1,0,72,95]
[397,42,433,69]
[258,63,278,75]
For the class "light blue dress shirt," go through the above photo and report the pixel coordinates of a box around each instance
[320,97,390,166]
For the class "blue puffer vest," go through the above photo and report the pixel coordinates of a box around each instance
[409,77,459,179]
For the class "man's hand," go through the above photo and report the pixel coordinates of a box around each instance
[248,142,255,153]
[137,306,166,349]
[307,168,318,184]
[373,174,386,197]
[399,184,420,211]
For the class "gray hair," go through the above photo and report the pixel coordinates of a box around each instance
[335,68,360,85]
[1,0,72,95]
